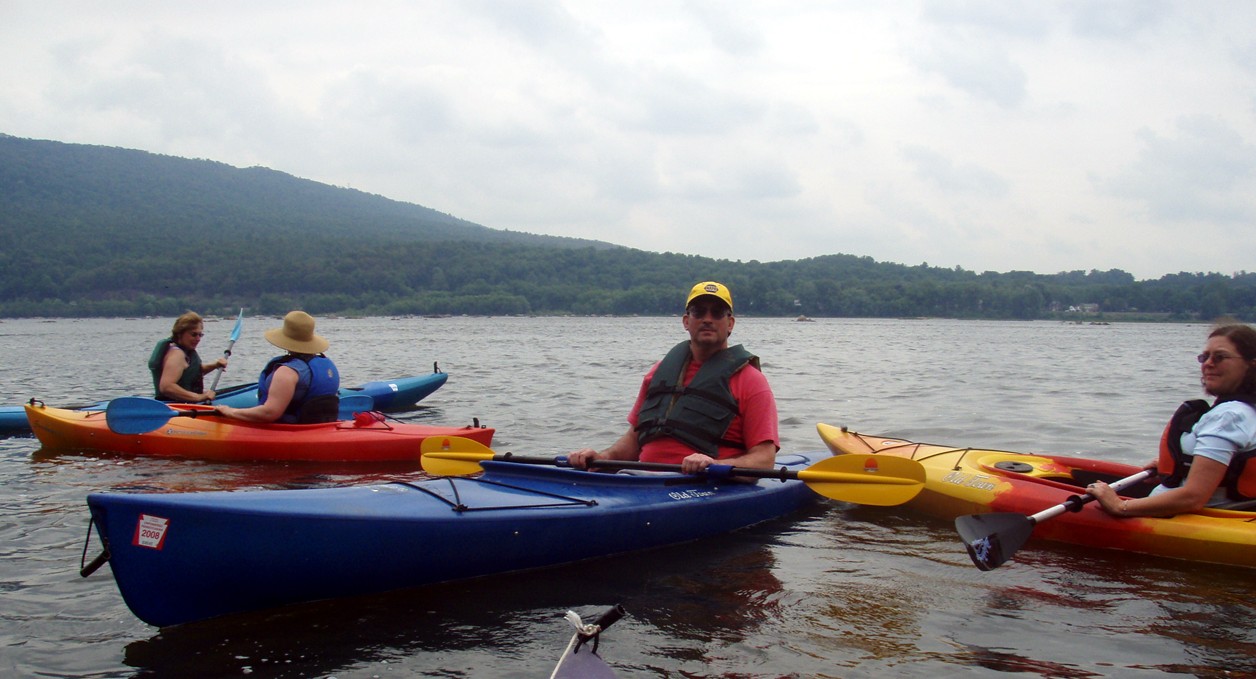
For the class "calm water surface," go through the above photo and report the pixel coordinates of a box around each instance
[1,316,1252,678]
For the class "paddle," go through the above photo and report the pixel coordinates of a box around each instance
[551,604,626,679]
[208,308,244,392]
[106,397,215,434]
[105,394,375,434]
[955,468,1156,571]
[419,436,926,506]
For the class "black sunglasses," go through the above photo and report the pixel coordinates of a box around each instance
[687,304,730,319]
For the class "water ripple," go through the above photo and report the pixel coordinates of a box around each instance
[0,317,1247,678]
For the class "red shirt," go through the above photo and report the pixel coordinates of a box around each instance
[627,357,779,465]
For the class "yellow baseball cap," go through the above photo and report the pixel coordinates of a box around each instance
[685,281,733,314]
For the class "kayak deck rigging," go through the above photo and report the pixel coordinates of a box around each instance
[833,427,1151,495]
[397,475,600,513]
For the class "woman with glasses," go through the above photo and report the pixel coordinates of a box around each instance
[566,281,779,477]
[147,311,228,403]
[1090,322,1256,516]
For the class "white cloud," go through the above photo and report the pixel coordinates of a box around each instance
[1106,116,1256,223]
[2,1,1255,279]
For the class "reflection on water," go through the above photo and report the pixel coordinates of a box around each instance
[1,317,1252,678]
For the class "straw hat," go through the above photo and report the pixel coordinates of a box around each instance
[264,311,329,354]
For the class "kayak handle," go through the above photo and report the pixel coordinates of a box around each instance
[80,518,110,577]
[80,549,110,578]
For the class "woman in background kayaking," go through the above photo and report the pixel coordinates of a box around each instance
[215,311,341,424]
[1090,322,1256,516]
[148,311,228,403]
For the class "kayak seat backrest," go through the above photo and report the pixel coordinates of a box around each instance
[1212,498,1256,511]
[297,394,341,424]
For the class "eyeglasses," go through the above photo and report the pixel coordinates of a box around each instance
[1198,351,1244,365]
[687,305,730,320]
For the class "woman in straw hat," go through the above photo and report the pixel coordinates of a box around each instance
[215,311,341,424]
[148,311,229,403]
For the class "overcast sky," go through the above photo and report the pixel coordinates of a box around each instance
[3,2,1255,280]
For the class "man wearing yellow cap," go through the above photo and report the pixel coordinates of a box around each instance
[568,281,779,476]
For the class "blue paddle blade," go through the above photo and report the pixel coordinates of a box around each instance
[209,309,245,391]
[227,308,245,342]
[105,397,181,435]
[337,394,374,419]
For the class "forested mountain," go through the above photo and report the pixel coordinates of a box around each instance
[2,133,1254,320]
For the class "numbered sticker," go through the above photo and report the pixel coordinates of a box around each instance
[132,514,170,550]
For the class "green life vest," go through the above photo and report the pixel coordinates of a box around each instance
[634,341,759,456]
[147,338,203,401]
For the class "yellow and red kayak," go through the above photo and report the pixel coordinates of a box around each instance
[817,423,1256,568]
[26,402,494,463]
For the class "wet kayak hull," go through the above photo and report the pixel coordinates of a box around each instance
[2,372,447,437]
[86,451,828,626]
[817,423,1256,568]
[27,402,492,463]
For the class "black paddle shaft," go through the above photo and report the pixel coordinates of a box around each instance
[494,452,801,481]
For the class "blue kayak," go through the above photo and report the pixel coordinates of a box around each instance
[2,371,447,437]
[84,451,829,627]
[330,371,448,411]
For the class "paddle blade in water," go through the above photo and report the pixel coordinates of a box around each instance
[798,454,926,506]
[955,512,1034,571]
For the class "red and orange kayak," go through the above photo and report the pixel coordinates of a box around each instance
[817,423,1256,568]
[26,402,493,463]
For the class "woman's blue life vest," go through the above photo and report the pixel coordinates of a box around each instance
[634,341,760,457]
[147,338,204,402]
[258,354,341,424]
[1157,394,1256,502]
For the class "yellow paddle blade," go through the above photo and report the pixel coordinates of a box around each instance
[420,435,496,475]
[798,454,926,506]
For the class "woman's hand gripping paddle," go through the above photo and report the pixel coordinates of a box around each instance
[954,469,1156,570]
